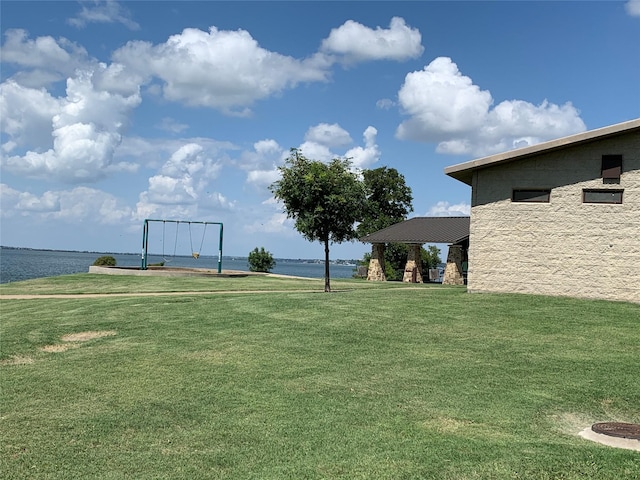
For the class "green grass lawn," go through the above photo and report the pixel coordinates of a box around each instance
[1,276,638,479]
[0,273,409,295]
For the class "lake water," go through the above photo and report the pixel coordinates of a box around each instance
[0,247,359,284]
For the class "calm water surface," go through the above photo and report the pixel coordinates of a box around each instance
[0,247,358,284]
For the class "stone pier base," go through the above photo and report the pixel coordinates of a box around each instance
[367,243,386,281]
[402,244,423,283]
[443,245,464,285]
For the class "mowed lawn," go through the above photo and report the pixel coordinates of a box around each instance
[1,275,638,479]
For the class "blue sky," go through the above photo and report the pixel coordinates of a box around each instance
[1,1,639,261]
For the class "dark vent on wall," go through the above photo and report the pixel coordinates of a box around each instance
[601,155,622,183]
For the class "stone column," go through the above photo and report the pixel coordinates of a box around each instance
[367,243,386,281]
[402,244,423,283]
[443,245,465,285]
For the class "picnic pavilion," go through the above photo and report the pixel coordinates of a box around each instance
[359,217,470,285]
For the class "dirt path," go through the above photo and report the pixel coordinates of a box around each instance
[0,286,424,300]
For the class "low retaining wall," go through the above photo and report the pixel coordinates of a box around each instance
[89,266,249,278]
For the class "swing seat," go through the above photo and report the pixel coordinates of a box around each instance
[192,252,200,259]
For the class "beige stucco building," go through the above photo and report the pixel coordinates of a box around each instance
[445,119,640,304]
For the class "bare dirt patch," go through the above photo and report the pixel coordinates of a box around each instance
[35,331,117,355]
[40,343,80,353]
[0,355,35,366]
[422,416,475,434]
[61,330,117,342]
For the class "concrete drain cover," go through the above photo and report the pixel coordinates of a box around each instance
[592,422,640,440]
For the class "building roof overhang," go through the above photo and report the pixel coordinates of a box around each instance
[360,216,470,244]
[444,118,640,186]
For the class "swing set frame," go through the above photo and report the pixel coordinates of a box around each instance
[141,219,224,273]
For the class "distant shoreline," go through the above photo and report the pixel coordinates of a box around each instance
[1,245,138,256]
[0,246,359,265]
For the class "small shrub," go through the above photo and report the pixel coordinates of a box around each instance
[248,247,275,273]
[92,255,117,266]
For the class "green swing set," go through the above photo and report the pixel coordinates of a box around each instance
[141,219,224,272]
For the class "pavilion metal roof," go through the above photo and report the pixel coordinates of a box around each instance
[360,216,470,244]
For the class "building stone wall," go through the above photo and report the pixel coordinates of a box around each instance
[468,131,640,303]
[443,245,465,285]
[367,243,386,281]
[402,244,423,283]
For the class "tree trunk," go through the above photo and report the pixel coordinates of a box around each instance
[324,238,331,292]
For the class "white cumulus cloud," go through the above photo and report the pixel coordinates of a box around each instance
[0,183,40,217]
[201,191,235,210]
[297,141,334,163]
[1,70,141,182]
[92,61,146,97]
[240,139,284,171]
[0,184,20,212]
[241,124,380,193]
[0,29,91,87]
[0,183,133,224]
[146,175,198,206]
[625,0,640,16]
[116,136,237,170]
[135,142,230,220]
[54,187,133,224]
[304,123,353,147]
[0,80,62,152]
[15,190,61,212]
[297,124,381,170]
[396,57,586,156]
[247,169,282,189]
[111,26,330,114]
[68,0,140,30]
[397,57,492,138]
[426,201,471,217]
[321,17,424,63]
[133,192,193,222]
[344,126,380,169]
[239,139,285,189]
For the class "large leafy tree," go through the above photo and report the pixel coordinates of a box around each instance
[356,166,413,238]
[270,149,366,292]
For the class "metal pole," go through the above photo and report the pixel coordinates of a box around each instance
[218,223,224,273]
[141,219,148,270]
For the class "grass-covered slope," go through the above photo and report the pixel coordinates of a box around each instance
[1,276,638,479]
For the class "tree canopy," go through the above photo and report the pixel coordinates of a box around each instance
[356,166,413,238]
[270,148,366,292]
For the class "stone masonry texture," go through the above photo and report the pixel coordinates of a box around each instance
[443,245,465,285]
[367,243,386,281]
[402,244,423,283]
